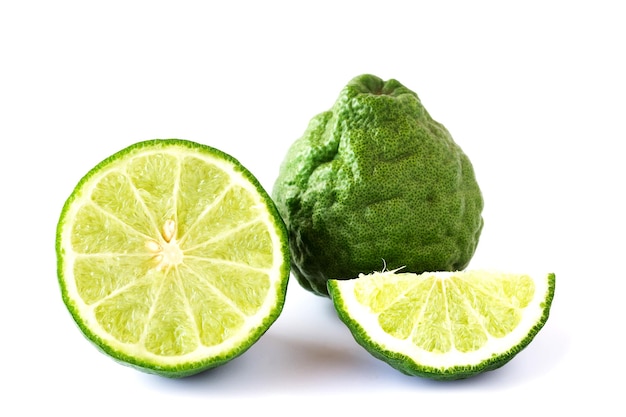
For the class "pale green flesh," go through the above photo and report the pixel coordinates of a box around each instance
[354,271,534,353]
[63,148,280,360]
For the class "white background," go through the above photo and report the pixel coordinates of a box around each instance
[1,1,624,415]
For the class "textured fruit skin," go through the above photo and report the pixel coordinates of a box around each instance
[273,74,484,296]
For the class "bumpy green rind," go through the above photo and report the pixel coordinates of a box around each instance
[327,273,556,380]
[56,139,291,378]
[273,74,484,296]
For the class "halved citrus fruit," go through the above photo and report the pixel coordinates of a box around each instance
[56,139,290,377]
[328,270,555,380]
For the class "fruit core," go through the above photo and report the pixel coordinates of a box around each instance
[147,219,184,271]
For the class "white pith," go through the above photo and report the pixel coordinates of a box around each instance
[59,145,287,366]
[333,270,551,369]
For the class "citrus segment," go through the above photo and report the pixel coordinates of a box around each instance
[56,139,290,377]
[328,270,555,380]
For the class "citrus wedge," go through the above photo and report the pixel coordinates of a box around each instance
[328,270,555,380]
[56,139,290,377]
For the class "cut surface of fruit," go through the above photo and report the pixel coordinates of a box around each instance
[328,270,555,380]
[56,139,290,377]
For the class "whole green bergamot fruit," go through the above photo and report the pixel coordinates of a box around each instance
[272,74,484,297]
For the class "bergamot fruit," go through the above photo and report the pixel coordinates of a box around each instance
[272,74,484,296]
[328,270,555,380]
[56,139,290,377]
